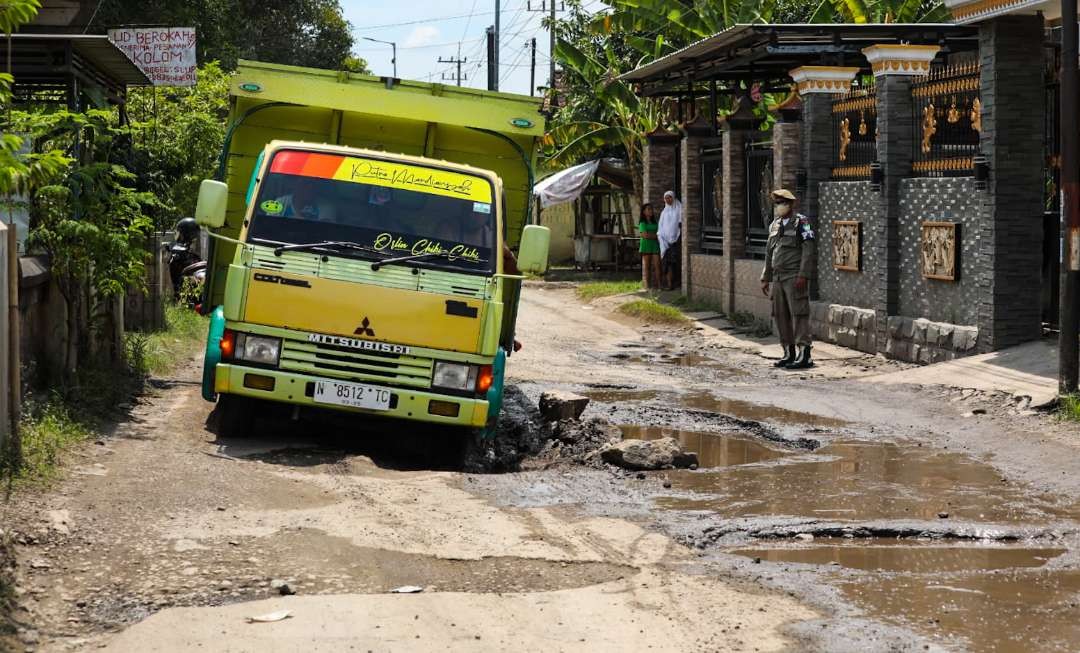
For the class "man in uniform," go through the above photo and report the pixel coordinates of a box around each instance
[760,189,817,369]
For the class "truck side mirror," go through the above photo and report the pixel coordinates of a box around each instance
[195,179,229,229]
[516,225,550,275]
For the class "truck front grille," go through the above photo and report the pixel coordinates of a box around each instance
[279,337,433,389]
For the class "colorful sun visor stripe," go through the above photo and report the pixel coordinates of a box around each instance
[268,150,493,204]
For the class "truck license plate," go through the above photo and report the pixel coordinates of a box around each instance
[312,381,392,411]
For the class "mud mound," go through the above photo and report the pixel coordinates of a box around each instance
[523,418,623,470]
[465,385,624,473]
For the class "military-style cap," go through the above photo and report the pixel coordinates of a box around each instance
[771,188,796,201]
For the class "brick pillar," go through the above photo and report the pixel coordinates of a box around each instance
[977,15,1045,351]
[772,121,801,194]
[862,45,939,353]
[680,117,712,294]
[799,94,833,221]
[872,74,915,352]
[643,129,679,209]
[721,127,748,313]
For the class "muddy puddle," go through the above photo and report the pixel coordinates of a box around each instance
[656,439,1073,523]
[731,542,1080,651]
[838,570,1080,652]
[731,541,1065,573]
[619,425,787,468]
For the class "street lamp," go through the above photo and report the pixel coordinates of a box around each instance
[361,37,397,79]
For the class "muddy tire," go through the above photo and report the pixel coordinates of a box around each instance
[215,394,254,438]
[459,427,494,473]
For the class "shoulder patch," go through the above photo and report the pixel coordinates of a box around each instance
[799,220,815,241]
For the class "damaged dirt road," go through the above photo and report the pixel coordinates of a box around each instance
[6,283,1080,652]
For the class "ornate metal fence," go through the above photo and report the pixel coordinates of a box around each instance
[911,62,981,177]
[831,82,877,180]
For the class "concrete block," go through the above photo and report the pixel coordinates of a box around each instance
[827,304,843,326]
[918,345,933,365]
[954,326,978,352]
[912,319,929,344]
[837,327,859,349]
[885,338,910,361]
[842,308,859,329]
[888,316,905,339]
[900,317,915,340]
[857,328,876,354]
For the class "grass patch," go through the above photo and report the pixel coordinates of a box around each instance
[617,299,688,324]
[14,398,94,485]
[126,304,207,377]
[576,280,642,301]
[1059,394,1080,422]
[729,310,774,338]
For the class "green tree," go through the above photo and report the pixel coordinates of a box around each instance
[125,62,232,229]
[88,0,358,71]
[13,110,157,377]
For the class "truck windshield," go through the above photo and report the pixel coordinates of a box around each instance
[248,150,496,274]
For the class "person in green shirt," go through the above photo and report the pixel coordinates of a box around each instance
[638,203,661,289]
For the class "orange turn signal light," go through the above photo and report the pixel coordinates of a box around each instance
[476,365,494,394]
[220,329,236,359]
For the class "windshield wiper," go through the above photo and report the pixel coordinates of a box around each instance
[371,250,487,271]
[271,240,381,257]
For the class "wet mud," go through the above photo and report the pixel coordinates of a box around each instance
[482,376,1080,652]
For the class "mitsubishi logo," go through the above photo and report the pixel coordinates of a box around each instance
[354,317,375,337]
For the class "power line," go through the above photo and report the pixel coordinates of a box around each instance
[355,36,485,52]
[353,7,528,31]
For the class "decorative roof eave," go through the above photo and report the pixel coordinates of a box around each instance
[862,44,941,77]
[944,0,1059,23]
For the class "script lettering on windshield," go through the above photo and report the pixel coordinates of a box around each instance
[373,233,482,263]
[269,150,493,204]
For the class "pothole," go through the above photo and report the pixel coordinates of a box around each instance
[730,541,1065,573]
[618,425,787,468]
[653,439,1076,524]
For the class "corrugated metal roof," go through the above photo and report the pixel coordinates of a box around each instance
[620,23,979,92]
[11,33,151,86]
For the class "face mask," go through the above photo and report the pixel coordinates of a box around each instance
[774,203,792,218]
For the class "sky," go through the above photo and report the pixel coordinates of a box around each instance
[342,0,605,96]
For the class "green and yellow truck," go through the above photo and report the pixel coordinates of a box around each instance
[193,60,549,449]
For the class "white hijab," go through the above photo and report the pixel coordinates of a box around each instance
[657,190,682,257]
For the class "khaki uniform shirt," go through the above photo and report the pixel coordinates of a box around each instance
[760,213,817,283]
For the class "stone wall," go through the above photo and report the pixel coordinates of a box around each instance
[898,177,982,326]
[810,302,876,353]
[818,181,878,310]
[689,254,726,308]
[884,316,979,364]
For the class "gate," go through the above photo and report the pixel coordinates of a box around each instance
[1044,40,1061,328]
[745,140,774,257]
[700,141,724,255]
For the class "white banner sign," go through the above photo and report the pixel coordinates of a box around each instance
[108,27,197,87]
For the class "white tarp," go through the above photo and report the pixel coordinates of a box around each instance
[533,160,600,209]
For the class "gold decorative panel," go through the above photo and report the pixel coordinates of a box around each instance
[921,222,958,281]
[833,221,862,272]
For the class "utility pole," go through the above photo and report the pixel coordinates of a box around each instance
[1061,0,1079,393]
[529,37,537,97]
[493,0,500,91]
[438,53,468,86]
[485,26,496,91]
[528,1,563,93]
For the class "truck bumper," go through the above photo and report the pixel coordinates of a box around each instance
[213,363,489,428]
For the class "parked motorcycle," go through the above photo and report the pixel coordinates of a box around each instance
[167,217,207,306]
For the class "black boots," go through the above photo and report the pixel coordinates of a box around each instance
[774,345,796,368]
[786,345,814,369]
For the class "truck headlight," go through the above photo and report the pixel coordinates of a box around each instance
[235,334,281,366]
[432,362,478,391]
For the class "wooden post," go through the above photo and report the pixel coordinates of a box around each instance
[7,224,19,465]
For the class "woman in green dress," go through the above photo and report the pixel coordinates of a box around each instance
[638,203,661,289]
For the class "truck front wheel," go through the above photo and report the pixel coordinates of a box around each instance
[215,394,254,439]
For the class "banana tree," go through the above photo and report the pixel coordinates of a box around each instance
[546,35,666,208]
[826,0,950,22]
